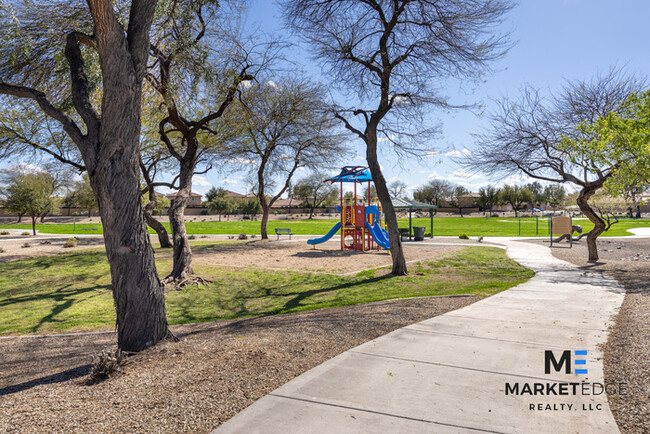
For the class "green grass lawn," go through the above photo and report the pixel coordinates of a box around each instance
[2,216,649,237]
[0,244,533,335]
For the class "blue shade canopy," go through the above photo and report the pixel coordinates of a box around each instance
[324,166,373,183]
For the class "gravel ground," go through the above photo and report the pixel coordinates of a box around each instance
[0,295,477,433]
[526,238,650,434]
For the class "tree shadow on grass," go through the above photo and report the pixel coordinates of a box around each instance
[232,273,399,320]
[0,284,110,332]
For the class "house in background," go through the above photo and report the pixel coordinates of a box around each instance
[167,191,203,206]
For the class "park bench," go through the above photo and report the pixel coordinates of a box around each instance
[275,228,294,240]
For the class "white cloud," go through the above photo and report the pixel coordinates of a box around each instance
[221,178,237,185]
[377,134,396,143]
[425,151,439,157]
[444,148,472,158]
[226,157,256,165]
[193,176,211,187]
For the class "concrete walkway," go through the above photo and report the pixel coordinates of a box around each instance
[215,239,625,433]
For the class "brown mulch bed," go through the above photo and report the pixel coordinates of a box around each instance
[0,295,477,433]
[526,238,650,434]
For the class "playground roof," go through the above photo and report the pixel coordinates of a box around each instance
[324,166,373,183]
[392,197,437,209]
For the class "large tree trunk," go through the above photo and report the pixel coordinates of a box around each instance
[90,166,170,352]
[168,192,193,280]
[144,192,173,248]
[85,7,171,350]
[576,184,606,261]
[167,161,193,281]
[260,201,270,239]
[366,127,407,275]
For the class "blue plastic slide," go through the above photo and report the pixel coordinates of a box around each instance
[307,221,342,245]
[366,221,390,250]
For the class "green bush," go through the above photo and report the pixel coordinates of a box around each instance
[63,237,78,248]
[458,233,469,239]
[188,234,196,240]
[21,232,31,236]
[152,209,160,216]
[200,210,208,215]
[0,247,4,253]
[0,231,9,235]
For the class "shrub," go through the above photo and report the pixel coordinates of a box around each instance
[424,232,431,237]
[238,233,248,240]
[188,234,196,240]
[152,209,160,216]
[458,233,469,240]
[200,210,208,215]
[251,234,257,238]
[63,237,78,248]
[21,242,30,248]
[0,231,9,235]
[89,349,126,383]
[21,232,31,236]
[40,240,52,245]
[0,247,4,253]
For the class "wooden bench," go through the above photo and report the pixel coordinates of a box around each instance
[275,228,294,240]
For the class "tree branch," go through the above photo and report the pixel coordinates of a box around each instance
[0,82,86,149]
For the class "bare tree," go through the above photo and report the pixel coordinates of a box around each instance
[293,172,338,219]
[0,0,171,350]
[144,1,279,283]
[225,77,344,238]
[413,179,453,212]
[283,0,514,274]
[388,180,408,199]
[468,70,645,260]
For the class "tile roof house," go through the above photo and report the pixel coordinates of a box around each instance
[166,191,203,206]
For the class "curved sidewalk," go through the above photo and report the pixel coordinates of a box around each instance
[215,240,625,433]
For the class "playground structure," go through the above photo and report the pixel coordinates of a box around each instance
[307,166,390,251]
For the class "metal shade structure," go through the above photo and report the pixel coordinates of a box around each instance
[391,197,437,240]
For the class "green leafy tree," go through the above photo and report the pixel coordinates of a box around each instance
[543,184,566,207]
[469,70,646,260]
[0,0,172,350]
[478,185,500,213]
[2,170,57,235]
[241,197,262,219]
[205,187,228,203]
[499,185,534,217]
[524,181,544,204]
[207,195,236,221]
[67,175,97,217]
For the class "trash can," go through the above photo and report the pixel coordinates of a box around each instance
[413,226,426,241]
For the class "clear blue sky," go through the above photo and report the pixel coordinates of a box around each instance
[9,0,650,198]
